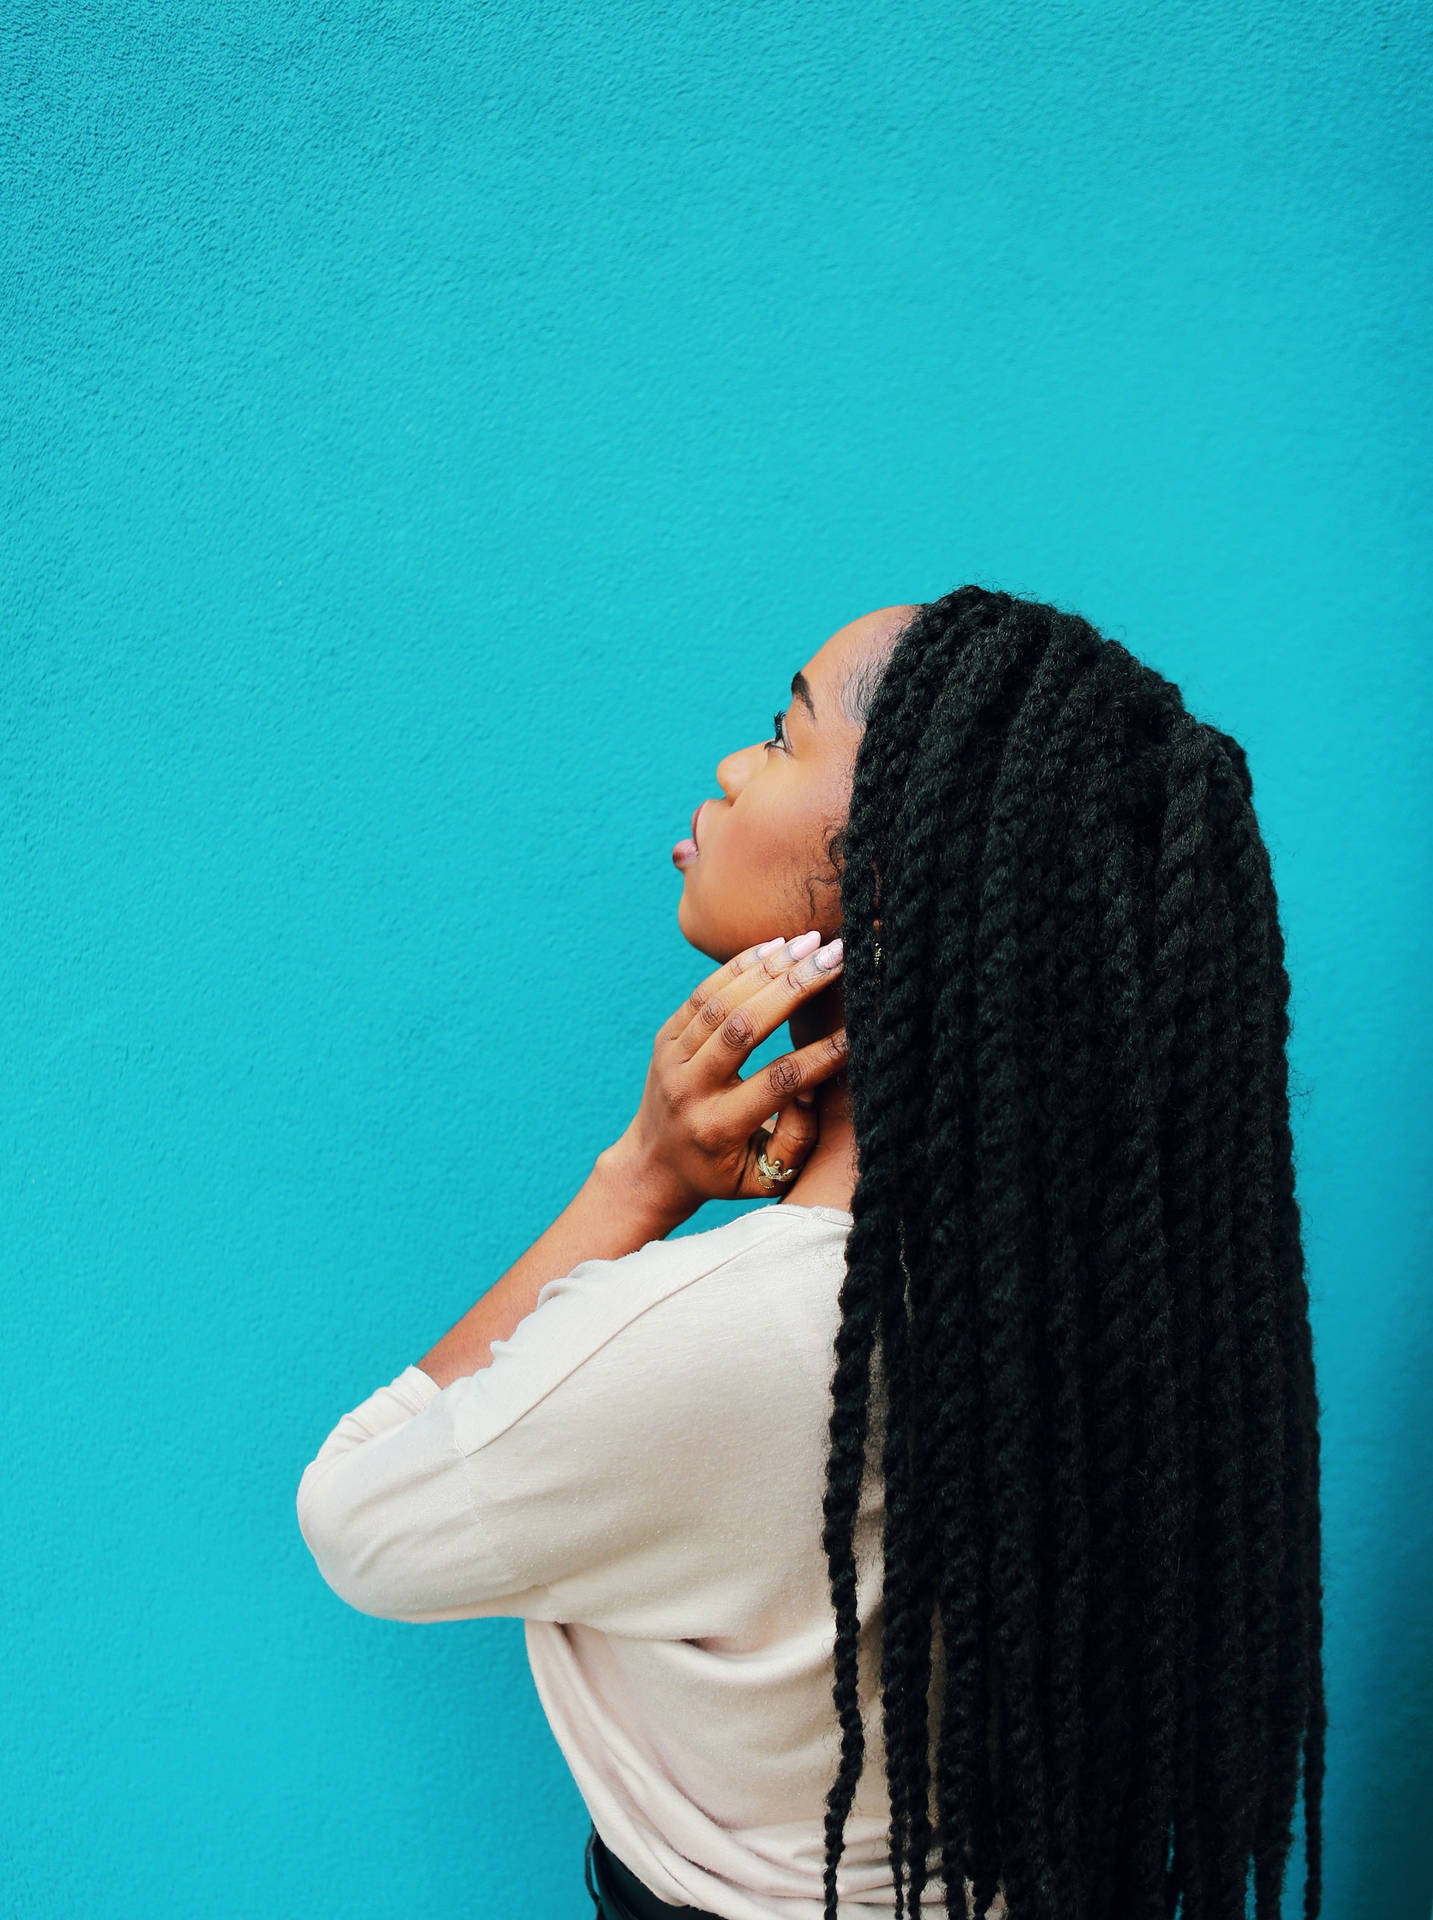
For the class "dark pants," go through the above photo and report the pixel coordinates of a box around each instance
[584,1823,724,1920]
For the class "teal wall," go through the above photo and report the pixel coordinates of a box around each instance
[3,4,1428,1916]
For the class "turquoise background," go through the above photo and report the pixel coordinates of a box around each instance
[3,4,1428,1916]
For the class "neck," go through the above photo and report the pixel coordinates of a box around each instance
[780,992,857,1212]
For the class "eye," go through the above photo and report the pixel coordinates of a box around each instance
[765,707,789,751]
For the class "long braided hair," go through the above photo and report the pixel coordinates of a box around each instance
[818,586,1325,1920]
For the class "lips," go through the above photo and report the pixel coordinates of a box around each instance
[672,800,706,870]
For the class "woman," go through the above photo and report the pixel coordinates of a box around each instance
[297,585,1325,1920]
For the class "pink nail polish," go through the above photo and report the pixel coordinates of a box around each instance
[785,930,821,959]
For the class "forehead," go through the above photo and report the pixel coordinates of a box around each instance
[799,604,919,722]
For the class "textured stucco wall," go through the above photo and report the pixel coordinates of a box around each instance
[2,4,1429,1916]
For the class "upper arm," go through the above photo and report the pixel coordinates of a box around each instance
[295,1228,822,1635]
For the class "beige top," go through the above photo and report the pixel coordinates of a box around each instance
[296,1200,1004,1919]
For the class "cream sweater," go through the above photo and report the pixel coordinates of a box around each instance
[296,1199,1005,1920]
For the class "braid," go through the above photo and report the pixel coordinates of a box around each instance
[885,601,1045,1919]
[818,614,944,1918]
[965,611,1115,1917]
[1194,763,1255,1914]
[820,586,1325,1920]
[1069,684,1163,1918]
[822,592,1016,1918]
[905,619,1035,1920]
[1137,710,1206,1920]
[1248,751,1328,1920]
[1022,641,1120,1920]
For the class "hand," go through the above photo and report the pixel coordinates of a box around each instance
[605,930,848,1216]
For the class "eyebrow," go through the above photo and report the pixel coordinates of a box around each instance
[790,671,817,722]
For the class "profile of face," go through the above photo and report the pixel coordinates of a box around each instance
[673,605,919,964]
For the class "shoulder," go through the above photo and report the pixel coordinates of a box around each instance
[446,1204,850,1458]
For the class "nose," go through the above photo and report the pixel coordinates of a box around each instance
[715,739,763,799]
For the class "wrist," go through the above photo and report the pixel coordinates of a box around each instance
[594,1136,697,1237]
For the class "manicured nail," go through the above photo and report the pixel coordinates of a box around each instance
[755,937,785,957]
[814,937,843,970]
[785,930,821,959]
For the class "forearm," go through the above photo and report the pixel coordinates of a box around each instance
[415,1145,694,1389]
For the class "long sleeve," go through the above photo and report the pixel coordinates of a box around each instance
[292,1204,962,1920]
[295,1360,536,1621]
[294,1207,842,1635]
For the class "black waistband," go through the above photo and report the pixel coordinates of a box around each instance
[585,1825,725,1920]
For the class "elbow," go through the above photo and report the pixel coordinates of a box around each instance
[295,1461,406,1621]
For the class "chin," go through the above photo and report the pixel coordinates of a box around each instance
[676,894,728,964]
[675,891,705,950]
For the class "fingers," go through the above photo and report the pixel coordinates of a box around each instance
[655,935,793,1049]
[677,930,844,1075]
[747,1098,819,1197]
[730,1025,849,1142]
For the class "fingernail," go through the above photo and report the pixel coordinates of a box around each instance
[795,1090,815,1107]
[814,937,843,970]
[755,937,785,957]
[785,930,821,959]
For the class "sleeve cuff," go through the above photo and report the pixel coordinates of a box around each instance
[395,1361,444,1407]
[305,1362,445,1467]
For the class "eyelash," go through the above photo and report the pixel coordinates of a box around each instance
[766,707,788,750]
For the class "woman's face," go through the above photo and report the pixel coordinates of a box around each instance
[675,605,918,963]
